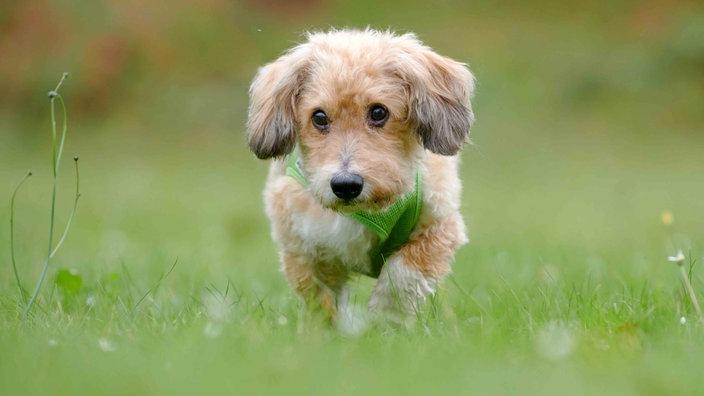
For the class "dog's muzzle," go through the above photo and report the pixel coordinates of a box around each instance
[330,173,364,201]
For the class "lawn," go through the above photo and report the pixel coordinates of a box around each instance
[1,1,704,394]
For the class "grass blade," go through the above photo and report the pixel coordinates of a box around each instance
[133,258,178,310]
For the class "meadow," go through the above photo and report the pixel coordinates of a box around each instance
[1,1,704,394]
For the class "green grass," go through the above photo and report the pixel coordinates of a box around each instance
[2,1,704,395]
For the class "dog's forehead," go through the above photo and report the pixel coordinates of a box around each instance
[308,53,384,84]
[301,57,406,115]
[293,32,417,115]
[300,73,406,118]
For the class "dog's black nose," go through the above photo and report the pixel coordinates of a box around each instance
[330,174,364,200]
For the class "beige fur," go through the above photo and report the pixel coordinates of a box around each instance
[247,29,475,318]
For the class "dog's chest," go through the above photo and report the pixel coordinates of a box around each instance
[290,210,376,273]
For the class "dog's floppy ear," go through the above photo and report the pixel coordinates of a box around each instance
[394,37,475,156]
[247,46,310,159]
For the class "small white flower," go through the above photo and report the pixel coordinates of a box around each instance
[203,322,222,339]
[680,316,687,325]
[668,250,686,265]
[86,295,97,307]
[98,338,116,352]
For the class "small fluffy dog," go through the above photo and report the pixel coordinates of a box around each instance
[247,29,475,317]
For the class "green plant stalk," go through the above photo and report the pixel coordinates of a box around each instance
[55,98,68,175]
[50,157,80,259]
[22,180,58,321]
[679,264,702,318]
[22,76,71,322]
[10,171,32,303]
[51,72,69,176]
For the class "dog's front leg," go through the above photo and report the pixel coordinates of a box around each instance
[282,251,349,318]
[368,216,466,316]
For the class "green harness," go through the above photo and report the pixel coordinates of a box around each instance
[286,153,423,278]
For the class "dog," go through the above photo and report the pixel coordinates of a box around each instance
[246,29,475,318]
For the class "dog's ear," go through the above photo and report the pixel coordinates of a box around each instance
[247,47,310,159]
[394,38,475,156]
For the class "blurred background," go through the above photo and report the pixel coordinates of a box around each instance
[1,0,703,290]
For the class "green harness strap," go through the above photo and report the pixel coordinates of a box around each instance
[286,154,423,278]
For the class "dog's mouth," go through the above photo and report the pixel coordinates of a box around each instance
[326,195,393,214]
[329,199,362,213]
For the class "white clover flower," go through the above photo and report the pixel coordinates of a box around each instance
[668,250,686,265]
[680,316,687,325]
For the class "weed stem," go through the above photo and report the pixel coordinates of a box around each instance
[679,264,702,318]
[22,73,72,322]
[22,179,58,321]
[50,157,80,259]
[10,171,32,303]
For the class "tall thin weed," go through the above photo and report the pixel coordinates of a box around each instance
[9,73,81,322]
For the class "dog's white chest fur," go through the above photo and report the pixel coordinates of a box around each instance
[290,209,375,273]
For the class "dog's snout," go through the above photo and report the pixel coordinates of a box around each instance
[330,174,364,200]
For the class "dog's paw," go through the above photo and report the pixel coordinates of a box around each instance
[333,288,369,336]
[368,256,436,317]
[335,303,369,336]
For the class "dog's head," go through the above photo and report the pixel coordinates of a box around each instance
[247,29,475,211]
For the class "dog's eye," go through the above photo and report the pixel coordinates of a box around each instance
[368,105,389,127]
[311,110,329,130]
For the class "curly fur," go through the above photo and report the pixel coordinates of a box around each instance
[247,28,475,318]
